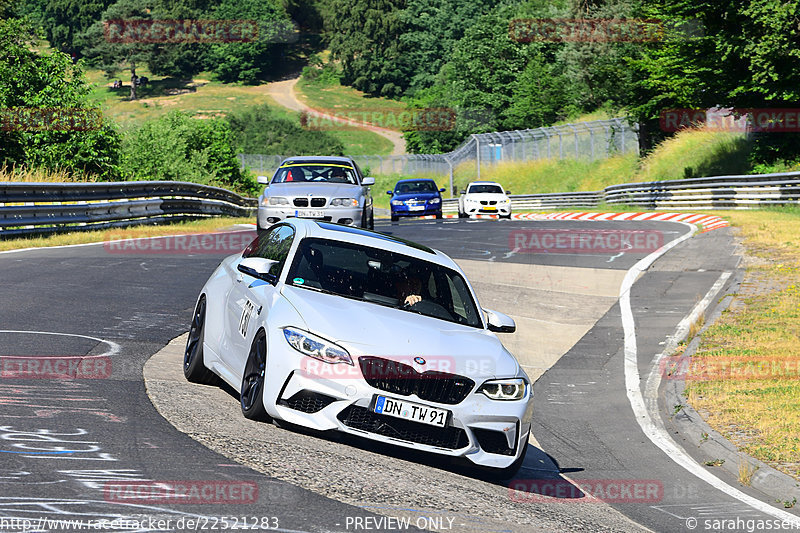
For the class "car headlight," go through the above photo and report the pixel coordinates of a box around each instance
[331,198,358,207]
[465,198,477,204]
[390,200,403,206]
[500,199,510,204]
[267,197,289,206]
[282,327,353,365]
[428,198,441,204]
[478,378,527,400]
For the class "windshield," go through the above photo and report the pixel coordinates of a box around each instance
[468,184,504,194]
[395,181,437,194]
[286,238,482,328]
[272,164,358,185]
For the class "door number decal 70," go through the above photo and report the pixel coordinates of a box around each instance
[239,299,256,338]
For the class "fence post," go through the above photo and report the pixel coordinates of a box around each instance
[473,134,481,180]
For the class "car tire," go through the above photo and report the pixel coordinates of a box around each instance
[240,329,271,422]
[435,212,443,219]
[458,211,467,219]
[391,214,399,222]
[501,214,512,220]
[368,208,375,230]
[184,296,216,384]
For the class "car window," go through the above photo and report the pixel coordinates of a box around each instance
[395,181,437,193]
[468,184,504,194]
[271,164,357,184]
[286,237,482,328]
[243,225,295,276]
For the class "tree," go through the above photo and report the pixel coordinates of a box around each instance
[77,0,157,100]
[206,0,295,83]
[227,105,345,155]
[18,0,115,58]
[399,0,501,94]
[325,0,408,98]
[121,111,250,191]
[0,18,121,177]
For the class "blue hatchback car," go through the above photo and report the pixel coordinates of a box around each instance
[388,179,445,221]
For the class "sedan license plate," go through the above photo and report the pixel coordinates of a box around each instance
[482,206,497,211]
[373,396,448,427]
[408,204,425,211]
[295,210,325,218]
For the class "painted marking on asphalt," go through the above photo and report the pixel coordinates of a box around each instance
[0,330,120,357]
[619,226,800,525]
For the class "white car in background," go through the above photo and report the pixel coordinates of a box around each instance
[184,218,533,477]
[458,181,512,219]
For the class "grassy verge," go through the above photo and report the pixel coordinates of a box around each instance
[0,217,254,252]
[296,74,407,129]
[683,207,800,480]
[85,69,392,155]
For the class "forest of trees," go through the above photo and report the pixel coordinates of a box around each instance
[3,0,800,185]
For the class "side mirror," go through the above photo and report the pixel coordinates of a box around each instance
[460,190,466,195]
[238,257,279,285]
[257,176,270,185]
[362,177,375,186]
[439,188,445,193]
[506,190,511,195]
[386,190,393,196]
[484,308,516,333]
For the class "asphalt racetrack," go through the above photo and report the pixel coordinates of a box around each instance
[1,217,796,532]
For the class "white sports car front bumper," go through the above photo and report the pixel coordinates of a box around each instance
[263,339,534,469]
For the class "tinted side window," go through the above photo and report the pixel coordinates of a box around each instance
[243,225,295,275]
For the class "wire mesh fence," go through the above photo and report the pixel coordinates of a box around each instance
[239,118,639,180]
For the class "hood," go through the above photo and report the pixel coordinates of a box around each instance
[265,182,363,199]
[280,285,518,380]
[392,192,440,202]
[464,192,509,202]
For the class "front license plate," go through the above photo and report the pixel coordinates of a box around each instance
[408,204,425,211]
[373,396,448,427]
[482,206,497,211]
[295,210,325,218]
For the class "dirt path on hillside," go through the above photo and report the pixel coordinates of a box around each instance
[265,76,406,156]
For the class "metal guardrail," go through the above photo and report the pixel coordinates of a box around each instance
[0,181,257,237]
[2,171,798,237]
[442,172,800,212]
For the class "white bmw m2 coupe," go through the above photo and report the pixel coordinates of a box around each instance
[184,218,533,476]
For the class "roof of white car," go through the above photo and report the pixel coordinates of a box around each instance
[468,180,502,186]
[285,218,459,269]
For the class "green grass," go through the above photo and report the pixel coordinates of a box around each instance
[296,74,407,130]
[435,127,753,196]
[682,207,800,480]
[638,129,751,180]
[85,68,393,155]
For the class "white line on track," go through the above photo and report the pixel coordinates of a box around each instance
[0,330,121,357]
[619,224,800,524]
